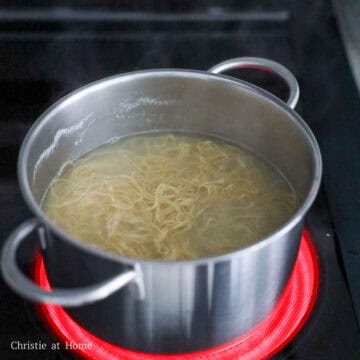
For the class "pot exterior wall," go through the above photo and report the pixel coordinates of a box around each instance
[44,220,303,353]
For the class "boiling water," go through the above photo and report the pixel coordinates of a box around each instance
[44,133,297,260]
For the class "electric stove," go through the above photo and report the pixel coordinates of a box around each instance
[1,1,359,359]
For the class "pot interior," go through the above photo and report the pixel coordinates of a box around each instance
[21,71,320,219]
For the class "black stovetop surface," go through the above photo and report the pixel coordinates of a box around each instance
[1,1,360,359]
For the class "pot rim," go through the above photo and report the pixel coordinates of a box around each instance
[18,68,322,266]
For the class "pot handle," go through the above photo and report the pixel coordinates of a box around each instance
[1,219,144,307]
[208,57,300,109]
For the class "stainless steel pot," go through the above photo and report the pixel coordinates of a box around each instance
[1,58,322,354]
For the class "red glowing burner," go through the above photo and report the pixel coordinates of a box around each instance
[33,229,319,360]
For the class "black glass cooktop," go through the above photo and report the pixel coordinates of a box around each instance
[1,1,359,359]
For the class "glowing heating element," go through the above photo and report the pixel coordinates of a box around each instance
[34,229,319,360]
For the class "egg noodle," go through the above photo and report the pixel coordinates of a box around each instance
[44,134,297,260]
